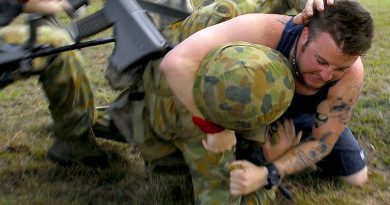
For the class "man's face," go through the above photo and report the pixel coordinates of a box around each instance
[296,30,359,92]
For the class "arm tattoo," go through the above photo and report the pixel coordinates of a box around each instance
[278,132,332,176]
[294,132,331,166]
[314,113,328,128]
[329,97,354,124]
[315,95,355,128]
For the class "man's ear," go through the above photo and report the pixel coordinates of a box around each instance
[301,27,310,44]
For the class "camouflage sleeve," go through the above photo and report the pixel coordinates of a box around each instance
[190,0,307,15]
[190,0,215,10]
[286,0,307,12]
[259,0,307,14]
[162,0,308,43]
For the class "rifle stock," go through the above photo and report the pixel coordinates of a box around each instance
[68,0,169,73]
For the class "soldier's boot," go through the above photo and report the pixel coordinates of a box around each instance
[47,129,110,169]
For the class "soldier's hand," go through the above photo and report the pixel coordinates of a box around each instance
[262,119,302,162]
[202,129,236,153]
[293,0,335,24]
[23,0,71,14]
[229,160,268,196]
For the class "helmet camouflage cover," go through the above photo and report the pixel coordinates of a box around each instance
[193,41,295,131]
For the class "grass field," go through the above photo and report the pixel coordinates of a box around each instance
[1,0,389,204]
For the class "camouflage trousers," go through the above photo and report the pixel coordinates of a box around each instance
[140,135,275,205]
[0,25,95,139]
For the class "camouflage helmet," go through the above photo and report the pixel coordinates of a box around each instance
[193,41,295,131]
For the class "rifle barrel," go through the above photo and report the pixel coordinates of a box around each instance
[29,38,115,58]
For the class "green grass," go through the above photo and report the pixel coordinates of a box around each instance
[1,0,390,204]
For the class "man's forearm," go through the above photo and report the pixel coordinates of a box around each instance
[273,80,361,177]
[272,132,335,177]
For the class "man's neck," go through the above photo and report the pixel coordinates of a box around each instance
[289,31,316,95]
[295,81,319,95]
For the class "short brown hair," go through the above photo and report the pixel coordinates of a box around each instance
[307,0,374,56]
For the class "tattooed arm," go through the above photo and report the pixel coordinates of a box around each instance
[274,58,364,177]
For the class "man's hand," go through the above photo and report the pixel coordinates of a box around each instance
[202,129,236,153]
[23,0,71,14]
[293,0,335,24]
[229,160,268,196]
[262,119,302,162]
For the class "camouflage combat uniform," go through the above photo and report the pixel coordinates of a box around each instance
[0,25,94,139]
[0,24,107,166]
[125,42,293,205]
[100,0,304,204]
[162,0,307,44]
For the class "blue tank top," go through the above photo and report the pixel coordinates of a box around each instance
[276,18,304,59]
[276,18,331,117]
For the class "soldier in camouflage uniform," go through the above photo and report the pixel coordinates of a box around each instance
[94,0,321,204]
[0,0,308,170]
[122,41,295,204]
[0,0,109,168]
[0,0,322,172]
[104,0,310,130]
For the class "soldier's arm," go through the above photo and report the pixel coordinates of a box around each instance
[160,14,289,153]
[159,14,287,117]
[273,58,364,177]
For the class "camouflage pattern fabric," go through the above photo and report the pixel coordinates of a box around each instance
[0,25,95,139]
[190,0,215,9]
[193,41,294,131]
[188,0,307,14]
[104,0,306,204]
[145,0,191,30]
[138,58,275,204]
[174,136,275,205]
[163,0,307,44]
[136,42,294,204]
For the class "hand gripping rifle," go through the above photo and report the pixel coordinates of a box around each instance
[0,0,190,88]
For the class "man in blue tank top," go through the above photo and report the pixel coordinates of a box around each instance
[161,0,373,198]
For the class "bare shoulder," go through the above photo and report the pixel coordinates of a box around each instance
[212,14,292,48]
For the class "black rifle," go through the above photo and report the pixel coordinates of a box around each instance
[0,0,91,87]
[67,0,190,74]
[0,0,190,88]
